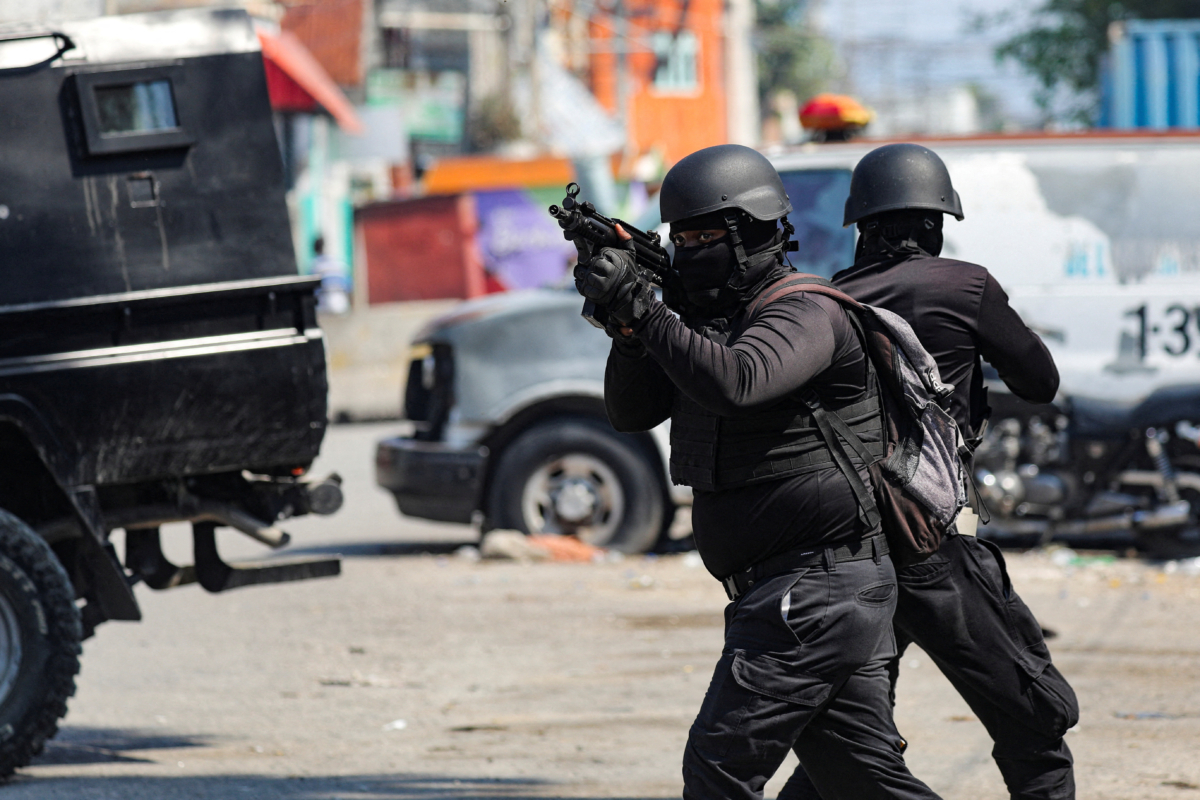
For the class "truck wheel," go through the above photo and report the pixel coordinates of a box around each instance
[0,510,82,776]
[488,418,664,553]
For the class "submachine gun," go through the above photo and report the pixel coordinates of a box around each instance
[548,182,675,329]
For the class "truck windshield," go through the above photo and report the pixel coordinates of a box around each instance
[95,79,178,134]
[777,168,855,279]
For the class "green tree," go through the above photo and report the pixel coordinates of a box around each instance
[996,0,1200,123]
[755,0,839,110]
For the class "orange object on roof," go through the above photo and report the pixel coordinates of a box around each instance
[257,28,364,134]
[422,155,575,194]
[799,94,872,131]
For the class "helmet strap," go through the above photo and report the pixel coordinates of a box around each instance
[780,216,799,252]
[723,211,751,286]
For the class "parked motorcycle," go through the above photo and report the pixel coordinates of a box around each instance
[973,384,1200,556]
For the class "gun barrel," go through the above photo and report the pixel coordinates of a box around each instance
[548,186,670,280]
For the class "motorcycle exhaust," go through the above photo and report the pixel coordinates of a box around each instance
[1051,500,1192,537]
[1132,501,1192,530]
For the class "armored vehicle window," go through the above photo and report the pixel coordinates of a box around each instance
[75,67,193,155]
[94,80,178,134]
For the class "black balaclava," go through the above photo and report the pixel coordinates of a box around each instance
[671,211,788,314]
[855,209,943,262]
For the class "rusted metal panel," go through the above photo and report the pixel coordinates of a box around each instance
[357,193,486,303]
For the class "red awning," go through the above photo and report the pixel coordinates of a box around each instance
[258,28,364,135]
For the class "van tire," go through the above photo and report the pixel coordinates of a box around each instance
[489,418,664,554]
[0,510,82,777]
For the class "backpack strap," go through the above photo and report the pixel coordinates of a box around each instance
[746,274,865,320]
[747,274,883,531]
[802,389,882,531]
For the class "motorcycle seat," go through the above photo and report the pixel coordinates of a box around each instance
[1070,395,1139,439]
[1071,385,1200,439]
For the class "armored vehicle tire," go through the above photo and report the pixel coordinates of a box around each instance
[488,417,665,554]
[0,510,82,777]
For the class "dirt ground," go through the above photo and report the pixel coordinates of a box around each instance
[8,423,1200,799]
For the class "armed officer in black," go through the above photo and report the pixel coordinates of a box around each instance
[782,144,1079,800]
[574,145,940,800]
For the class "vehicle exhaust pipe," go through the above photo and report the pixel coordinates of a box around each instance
[106,474,343,548]
[302,474,343,516]
[107,502,292,548]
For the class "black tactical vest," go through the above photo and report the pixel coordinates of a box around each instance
[668,307,883,493]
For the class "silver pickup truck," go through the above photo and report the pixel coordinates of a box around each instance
[375,289,688,553]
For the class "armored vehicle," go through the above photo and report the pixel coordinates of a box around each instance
[0,9,342,774]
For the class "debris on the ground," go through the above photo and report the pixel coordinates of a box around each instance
[480,530,551,561]
[1049,546,1078,567]
[628,574,655,590]
[479,531,606,562]
[1164,556,1200,576]
[382,719,407,731]
[319,672,393,688]
[527,534,604,562]
[454,545,482,562]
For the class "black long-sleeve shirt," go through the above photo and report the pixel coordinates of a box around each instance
[605,293,877,578]
[832,254,1059,440]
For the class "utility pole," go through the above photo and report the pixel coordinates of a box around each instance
[724,0,759,145]
[517,0,543,148]
[615,0,632,154]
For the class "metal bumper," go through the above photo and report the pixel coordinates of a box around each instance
[375,436,486,524]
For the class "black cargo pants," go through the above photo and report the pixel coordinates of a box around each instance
[683,553,941,800]
[779,533,1079,800]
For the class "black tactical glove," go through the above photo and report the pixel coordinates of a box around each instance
[573,246,653,327]
[606,318,646,357]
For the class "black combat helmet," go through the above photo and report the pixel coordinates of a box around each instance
[843,143,964,227]
[660,144,792,224]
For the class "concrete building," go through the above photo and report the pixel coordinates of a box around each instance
[560,0,758,166]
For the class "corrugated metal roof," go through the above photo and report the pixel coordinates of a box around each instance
[1104,19,1200,130]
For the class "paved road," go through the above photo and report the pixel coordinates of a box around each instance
[10,423,1200,798]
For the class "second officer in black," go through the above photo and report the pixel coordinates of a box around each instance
[573,144,940,800]
[782,144,1079,800]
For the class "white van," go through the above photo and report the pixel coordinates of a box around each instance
[767,134,1200,400]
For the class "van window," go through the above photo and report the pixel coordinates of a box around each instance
[778,169,855,279]
[94,79,179,135]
